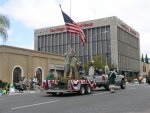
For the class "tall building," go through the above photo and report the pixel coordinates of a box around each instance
[34,16,140,76]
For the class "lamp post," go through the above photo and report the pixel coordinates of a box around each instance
[105,52,108,66]
[105,52,109,74]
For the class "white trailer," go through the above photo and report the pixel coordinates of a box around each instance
[43,78,96,95]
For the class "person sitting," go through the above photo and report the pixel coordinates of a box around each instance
[0,79,2,88]
[14,81,24,92]
[2,88,7,95]
[22,77,27,90]
[95,68,101,75]
[18,81,24,92]
[32,76,39,91]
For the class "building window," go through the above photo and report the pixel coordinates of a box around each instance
[13,67,22,83]
[36,68,42,85]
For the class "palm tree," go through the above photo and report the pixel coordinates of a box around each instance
[0,14,10,42]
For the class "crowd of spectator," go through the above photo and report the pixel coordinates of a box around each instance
[0,76,42,96]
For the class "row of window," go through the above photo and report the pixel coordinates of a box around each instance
[38,26,110,47]
[38,40,110,55]
[38,33,110,47]
[117,27,139,49]
[117,27,140,71]
[118,55,140,71]
[118,41,139,59]
[38,26,111,65]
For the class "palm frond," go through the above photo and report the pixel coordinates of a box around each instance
[0,14,10,42]
[0,25,8,42]
[0,14,10,29]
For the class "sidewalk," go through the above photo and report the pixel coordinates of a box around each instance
[0,90,41,96]
[0,86,43,96]
[7,90,41,96]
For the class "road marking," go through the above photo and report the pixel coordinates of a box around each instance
[129,87,136,90]
[11,100,58,110]
[92,92,109,95]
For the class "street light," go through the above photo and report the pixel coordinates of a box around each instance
[105,52,109,66]
[105,52,109,74]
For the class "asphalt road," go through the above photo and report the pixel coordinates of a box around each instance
[1,83,150,113]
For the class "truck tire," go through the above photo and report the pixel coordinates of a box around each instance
[104,84,110,91]
[46,92,51,94]
[120,80,126,89]
[85,85,91,94]
[59,92,64,96]
[51,92,57,95]
[79,85,85,95]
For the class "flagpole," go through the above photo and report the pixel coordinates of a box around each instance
[59,3,85,51]
[90,30,93,62]
[70,0,71,17]
[69,0,72,50]
[59,4,71,51]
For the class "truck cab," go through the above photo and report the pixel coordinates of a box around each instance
[86,72,126,91]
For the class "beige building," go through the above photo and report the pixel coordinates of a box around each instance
[140,62,150,76]
[0,45,64,84]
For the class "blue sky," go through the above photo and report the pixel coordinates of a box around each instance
[0,0,150,56]
[2,18,34,49]
[0,0,34,49]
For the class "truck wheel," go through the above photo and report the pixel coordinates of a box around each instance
[79,85,85,95]
[85,85,91,94]
[120,80,126,89]
[59,92,64,95]
[51,92,57,95]
[104,84,110,91]
[46,92,50,94]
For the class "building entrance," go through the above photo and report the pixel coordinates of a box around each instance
[36,68,42,84]
[13,67,22,83]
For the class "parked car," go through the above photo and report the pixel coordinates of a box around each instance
[133,79,139,84]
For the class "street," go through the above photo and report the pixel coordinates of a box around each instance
[0,83,150,113]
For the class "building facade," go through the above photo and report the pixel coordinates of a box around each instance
[0,45,64,84]
[140,62,150,76]
[34,16,140,76]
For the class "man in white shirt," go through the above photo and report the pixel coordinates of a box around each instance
[89,60,95,76]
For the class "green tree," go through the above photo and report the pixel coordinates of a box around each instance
[110,63,117,69]
[84,55,106,70]
[0,14,10,42]
[141,54,144,62]
[145,54,149,64]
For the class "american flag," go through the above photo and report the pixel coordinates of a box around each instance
[61,9,86,45]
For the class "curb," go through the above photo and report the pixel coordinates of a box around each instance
[8,91,40,95]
